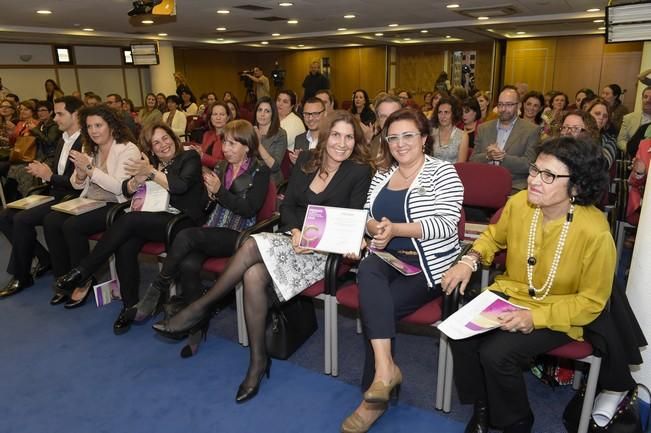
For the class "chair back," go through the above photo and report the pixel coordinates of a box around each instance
[458,208,466,241]
[280,150,293,180]
[258,181,278,221]
[454,162,512,210]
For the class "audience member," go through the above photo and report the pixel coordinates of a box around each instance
[138,93,163,129]
[368,94,402,159]
[192,101,231,168]
[32,100,61,162]
[542,91,568,137]
[474,91,493,121]
[174,72,192,98]
[252,96,287,184]
[302,61,330,104]
[568,88,594,111]
[586,98,617,168]
[520,91,545,129]
[242,66,270,101]
[617,86,651,152]
[85,93,102,107]
[277,90,306,151]
[156,93,167,113]
[180,89,198,116]
[292,97,325,163]
[350,89,376,126]
[5,100,40,199]
[460,97,482,149]
[162,95,187,140]
[600,84,629,132]
[106,93,138,136]
[431,97,469,163]
[44,79,64,104]
[315,89,336,114]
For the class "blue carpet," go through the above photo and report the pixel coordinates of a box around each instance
[0,279,464,433]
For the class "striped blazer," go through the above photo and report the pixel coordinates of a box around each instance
[365,155,464,287]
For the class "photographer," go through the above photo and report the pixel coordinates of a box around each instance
[241,67,270,101]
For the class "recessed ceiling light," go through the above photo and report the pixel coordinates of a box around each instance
[388,23,399,27]
[217,38,224,41]
[82,28,94,32]
[287,19,298,24]
[404,37,411,40]
[261,41,269,45]
[375,33,384,36]
[516,31,526,35]
[421,30,429,33]
[217,9,230,14]
[36,10,52,15]
[344,14,356,19]
[593,19,604,23]
[142,19,154,24]
[272,33,281,36]
[298,44,305,47]
[338,28,347,31]
[279,2,293,6]
[587,8,600,12]
[445,35,451,38]
[486,28,494,32]
[216,27,227,31]
[158,33,168,36]
[446,4,460,8]
[598,26,606,30]
[477,16,489,20]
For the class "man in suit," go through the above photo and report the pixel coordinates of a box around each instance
[106,93,138,137]
[470,86,540,191]
[290,97,325,164]
[617,86,651,153]
[0,96,84,298]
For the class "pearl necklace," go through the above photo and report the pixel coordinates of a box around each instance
[526,204,574,301]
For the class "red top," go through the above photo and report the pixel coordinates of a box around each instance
[199,130,224,169]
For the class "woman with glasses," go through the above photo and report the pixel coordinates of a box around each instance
[586,98,618,169]
[558,111,599,143]
[341,108,463,433]
[153,110,372,404]
[441,136,641,433]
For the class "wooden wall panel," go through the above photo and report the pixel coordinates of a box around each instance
[505,39,556,93]
[601,42,643,109]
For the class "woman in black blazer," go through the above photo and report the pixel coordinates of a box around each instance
[153,110,372,403]
[55,123,206,334]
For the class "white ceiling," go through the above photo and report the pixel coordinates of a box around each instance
[0,0,613,49]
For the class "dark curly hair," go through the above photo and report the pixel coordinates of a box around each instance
[78,104,136,154]
[536,136,608,206]
[430,97,461,128]
[377,108,433,171]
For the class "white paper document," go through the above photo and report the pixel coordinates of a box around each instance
[129,181,170,213]
[299,205,367,255]
[438,290,529,340]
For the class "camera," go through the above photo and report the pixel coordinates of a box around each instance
[239,70,253,90]
[128,0,163,16]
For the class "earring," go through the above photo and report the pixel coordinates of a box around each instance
[570,196,576,204]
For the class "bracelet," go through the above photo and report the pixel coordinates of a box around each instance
[460,255,479,271]
[457,259,476,272]
[468,248,483,263]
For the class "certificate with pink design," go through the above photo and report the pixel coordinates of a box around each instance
[299,205,367,255]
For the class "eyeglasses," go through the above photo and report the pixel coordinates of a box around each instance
[560,125,585,134]
[496,102,518,109]
[528,163,571,184]
[385,131,422,145]
[303,110,324,118]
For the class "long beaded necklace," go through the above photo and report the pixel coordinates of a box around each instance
[526,204,575,300]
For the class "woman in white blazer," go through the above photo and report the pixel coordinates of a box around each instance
[44,104,140,307]
[162,95,188,141]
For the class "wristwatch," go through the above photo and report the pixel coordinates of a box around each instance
[85,163,93,174]
[145,170,156,181]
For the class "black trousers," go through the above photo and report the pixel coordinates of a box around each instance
[450,328,572,428]
[0,201,55,282]
[160,226,239,303]
[76,211,180,307]
[43,205,112,280]
[357,254,440,390]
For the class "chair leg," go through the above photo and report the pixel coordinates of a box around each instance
[331,299,339,377]
[109,255,117,281]
[323,295,331,375]
[443,340,454,413]
[573,365,583,391]
[235,282,248,346]
[356,317,362,334]
[578,357,601,433]
[0,180,6,208]
[481,267,489,288]
[435,333,447,410]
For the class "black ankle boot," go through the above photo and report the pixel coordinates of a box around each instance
[465,400,489,433]
[134,274,173,321]
[503,411,534,433]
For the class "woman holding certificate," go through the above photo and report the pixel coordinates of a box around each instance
[44,105,139,306]
[53,123,205,336]
[440,136,642,433]
[153,110,372,403]
[340,108,464,433]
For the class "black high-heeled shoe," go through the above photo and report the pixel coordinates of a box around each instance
[464,400,489,433]
[180,323,209,358]
[152,313,210,341]
[55,268,85,293]
[63,277,96,309]
[134,275,173,321]
[235,358,272,404]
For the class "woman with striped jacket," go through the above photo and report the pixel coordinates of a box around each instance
[341,108,463,433]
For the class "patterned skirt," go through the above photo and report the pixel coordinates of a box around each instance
[251,232,328,302]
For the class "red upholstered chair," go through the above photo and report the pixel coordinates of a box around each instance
[280,150,293,181]
[453,162,512,223]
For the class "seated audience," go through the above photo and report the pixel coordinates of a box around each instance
[0,98,16,151]
[567,88,594,111]
[44,105,139,306]
[368,94,402,159]
[106,93,138,136]
[0,96,84,298]
[122,98,138,121]
[156,93,167,113]
[315,89,336,114]
[600,84,629,132]
[44,79,64,104]
[558,110,599,143]
[32,100,61,163]
[277,90,306,151]
[152,110,372,405]
[192,101,231,169]
[226,97,241,120]
[421,91,434,114]
[292,97,326,163]
[340,108,463,433]
[138,93,163,129]
[586,98,617,168]
[431,98,469,163]
[520,91,545,131]
[474,91,493,122]
[5,101,40,200]
[55,123,205,335]
[541,91,568,137]
[252,96,287,184]
[460,97,482,148]
[162,95,187,140]
[350,89,376,126]
[180,89,198,117]
[470,86,540,191]
[617,86,651,153]
[442,136,642,433]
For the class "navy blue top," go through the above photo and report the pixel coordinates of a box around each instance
[372,185,416,256]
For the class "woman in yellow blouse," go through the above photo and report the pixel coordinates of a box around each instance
[440,136,636,433]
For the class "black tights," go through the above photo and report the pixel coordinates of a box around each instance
[167,238,272,387]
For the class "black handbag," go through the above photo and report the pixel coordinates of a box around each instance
[265,295,318,360]
[563,383,650,433]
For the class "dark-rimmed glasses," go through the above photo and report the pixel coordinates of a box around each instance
[528,163,571,184]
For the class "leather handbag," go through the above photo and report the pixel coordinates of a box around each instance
[265,295,318,360]
[563,383,650,433]
[10,135,37,163]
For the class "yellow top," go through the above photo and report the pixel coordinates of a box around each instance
[473,191,615,340]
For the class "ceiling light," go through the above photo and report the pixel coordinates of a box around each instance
[445,35,451,38]
[279,2,293,6]
[141,20,154,24]
[593,19,604,23]
[587,8,600,12]
[477,16,489,20]
[287,19,298,24]
[344,14,356,19]
[217,38,224,41]
[261,41,269,45]
[217,9,230,14]
[516,31,526,34]
[158,33,168,36]
[36,10,52,15]
[82,28,94,32]
[338,28,347,31]
[404,37,411,40]
[388,23,399,27]
[375,33,384,36]
[216,27,227,31]
[598,27,606,30]
[421,30,429,33]
[298,44,305,47]
[446,4,460,8]
[272,33,281,36]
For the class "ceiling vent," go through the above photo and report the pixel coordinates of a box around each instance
[235,5,273,11]
[455,5,519,19]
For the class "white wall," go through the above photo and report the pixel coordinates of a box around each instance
[0,68,57,100]
[0,43,53,65]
